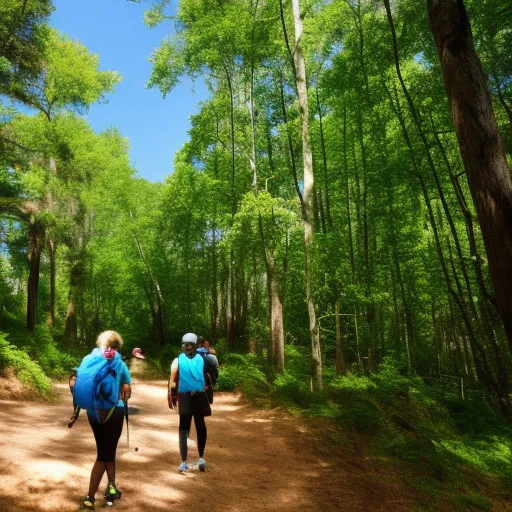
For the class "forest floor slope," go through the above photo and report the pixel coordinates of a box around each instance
[0,380,421,511]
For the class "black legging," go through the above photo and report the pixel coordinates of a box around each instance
[179,413,207,458]
[88,407,124,462]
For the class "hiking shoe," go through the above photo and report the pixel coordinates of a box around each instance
[104,482,122,505]
[198,458,206,472]
[179,461,188,472]
[80,496,95,511]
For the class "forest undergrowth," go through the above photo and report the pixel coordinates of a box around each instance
[217,345,512,511]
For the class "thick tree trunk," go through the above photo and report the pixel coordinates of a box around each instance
[259,215,285,371]
[27,220,44,331]
[427,1,512,364]
[292,0,322,390]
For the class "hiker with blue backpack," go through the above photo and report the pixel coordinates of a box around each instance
[73,331,132,511]
[168,332,217,473]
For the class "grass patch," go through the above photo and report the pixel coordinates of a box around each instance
[454,492,491,511]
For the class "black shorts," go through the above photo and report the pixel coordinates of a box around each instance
[178,391,211,417]
[88,407,124,462]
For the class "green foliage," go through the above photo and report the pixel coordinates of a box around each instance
[27,326,79,378]
[441,437,512,478]
[0,332,52,396]
[5,325,79,379]
[453,492,491,511]
[11,28,121,114]
[274,372,312,408]
[216,353,270,400]
[0,0,53,90]
[147,36,185,97]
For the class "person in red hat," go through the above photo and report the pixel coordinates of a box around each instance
[125,347,147,379]
[132,348,145,359]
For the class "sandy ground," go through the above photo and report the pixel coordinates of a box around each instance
[0,381,417,512]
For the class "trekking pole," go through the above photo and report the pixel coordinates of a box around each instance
[67,405,81,428]
[123,399,130,447]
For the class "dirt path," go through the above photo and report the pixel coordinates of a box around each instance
[0,381,416,512]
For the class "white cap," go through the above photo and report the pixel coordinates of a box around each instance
[182,333,198,344]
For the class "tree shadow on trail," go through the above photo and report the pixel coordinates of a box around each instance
[0,383,416,512]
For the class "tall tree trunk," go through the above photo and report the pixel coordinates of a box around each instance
[292,0,322,390]
[342,103,356,279]
[47,237,56,327]
[223,62,237,348]
[133,226,165,346]
[45,158,57,328]
[427,1,512,372]
[64,258,83,345]
[64,288,77,345]
[335,300,346,375]
[259,215,285,371]
[211,219,218,341]
[211,143,220,341]
[249,66,258,193]
[27,219,44,331]
[316,86,332,230]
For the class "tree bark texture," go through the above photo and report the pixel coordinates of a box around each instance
[27,219,44,331]
[292,0,322,390]
[259,215,285,371]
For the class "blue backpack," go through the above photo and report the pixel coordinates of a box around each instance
[73,352,122,423]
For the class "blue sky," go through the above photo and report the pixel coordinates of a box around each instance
[50,0,209,182]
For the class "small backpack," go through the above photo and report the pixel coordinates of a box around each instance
[196,349,219,387]
[202,354,218,387]
[73,353,121,423]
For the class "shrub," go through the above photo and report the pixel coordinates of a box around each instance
[216,353,269,396]
[0,332,52,396]
[27,326,79,378]
[337,399,383,433]
[274,371,314,408]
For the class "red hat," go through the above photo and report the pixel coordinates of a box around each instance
[132,347,145,359]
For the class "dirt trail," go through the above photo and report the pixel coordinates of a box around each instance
[0,381,415,511]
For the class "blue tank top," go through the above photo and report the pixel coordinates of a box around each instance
[178,353,205,393]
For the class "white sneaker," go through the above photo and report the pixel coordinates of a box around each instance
[179,461,188,472]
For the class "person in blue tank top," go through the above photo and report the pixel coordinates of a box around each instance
[80,331,131,511]
[168,332,211,473]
